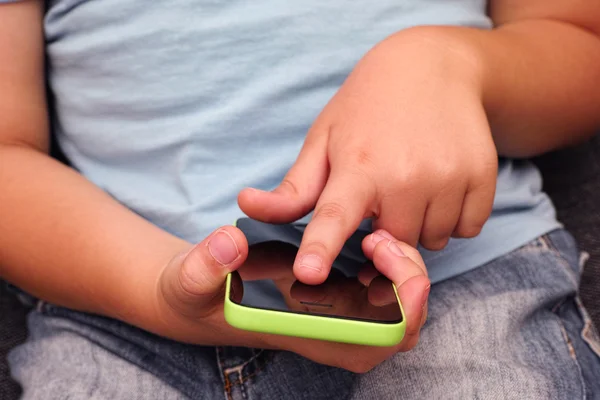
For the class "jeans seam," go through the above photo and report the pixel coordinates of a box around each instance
[539,234,579,289]
[543,236,600,357]
[216,348,270,399]
[216,347,234,400]
[553,301,587,400]
[35,299,46,313]
[575,297,600,358]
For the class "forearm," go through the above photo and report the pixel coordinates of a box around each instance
[391,21,600,158]
[479,20,600,157]
[0,145,190,327]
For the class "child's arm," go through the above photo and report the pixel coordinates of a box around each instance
[0,1,254,341]
[0,0,190,327]
[240,0,600,283]
[432,0,600,158]
[0,0,276,346]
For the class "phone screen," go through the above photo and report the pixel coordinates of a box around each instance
[229,233,403,324]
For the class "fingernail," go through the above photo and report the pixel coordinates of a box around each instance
[386,241,407,257]
[371,232,386,244]
[375,230,395,241]
[207,230,240,266]
[299,254,323,272]
[421,284,431,310]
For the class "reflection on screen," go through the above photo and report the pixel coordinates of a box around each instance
[229,241,403,324]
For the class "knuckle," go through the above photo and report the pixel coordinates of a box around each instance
[178,268,210,298]
[390,165,429,194]
[315,201,348,222]
[433,167,467,196]
[178,252,218,297]
[279,178,301,197]
[338,156,376,188]
[346,148,376,170]
[433,159,462,179]
[391,165,417,188]
[470,173,495,195]
[471,157,498,183]
[402,246,427,271]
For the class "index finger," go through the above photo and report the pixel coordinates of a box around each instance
[293,168,376,284]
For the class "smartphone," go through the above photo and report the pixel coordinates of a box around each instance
[223,218,406,346]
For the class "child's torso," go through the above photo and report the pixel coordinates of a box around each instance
[46,0,560,282]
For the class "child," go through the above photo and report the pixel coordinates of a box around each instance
[1,0,600,398]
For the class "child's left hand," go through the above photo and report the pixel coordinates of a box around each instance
[239,29,498,284]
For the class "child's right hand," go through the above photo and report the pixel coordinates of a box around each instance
[149,226,430,373]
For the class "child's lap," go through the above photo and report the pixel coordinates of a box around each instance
[9,230,600,400]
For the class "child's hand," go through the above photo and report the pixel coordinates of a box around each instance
[239,31,498,284]
[150,226,429,373]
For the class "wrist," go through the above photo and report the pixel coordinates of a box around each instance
[141,241,194,337]
[103,238,192,337]
[375,25,487,105]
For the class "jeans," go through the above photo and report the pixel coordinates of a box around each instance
[8,229,600,399]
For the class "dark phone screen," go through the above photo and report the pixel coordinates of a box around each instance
[230,220,403,324]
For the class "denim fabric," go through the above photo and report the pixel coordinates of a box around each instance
[9,230,600,399]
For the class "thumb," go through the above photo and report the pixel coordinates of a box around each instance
[159,226,248,317]
[238,129,329,224]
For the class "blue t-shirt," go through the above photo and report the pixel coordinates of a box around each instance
[5,0,561,283]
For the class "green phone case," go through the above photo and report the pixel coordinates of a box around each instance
[224,274,406,346]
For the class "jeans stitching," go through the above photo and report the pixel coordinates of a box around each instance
[36,299,46,313]
[553,301,587,400]
[514,236,547,252]
[543,236,600,365]
[216,347,271,399]
[215,347,233,400]
[540,236,600,356]
[222,361,269,399]
[538,234,579,288]
[222,370,247,400]
[224,349,266,372]
[515,233,579,289]
[235,351,270,384]
[575,297,600,358]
